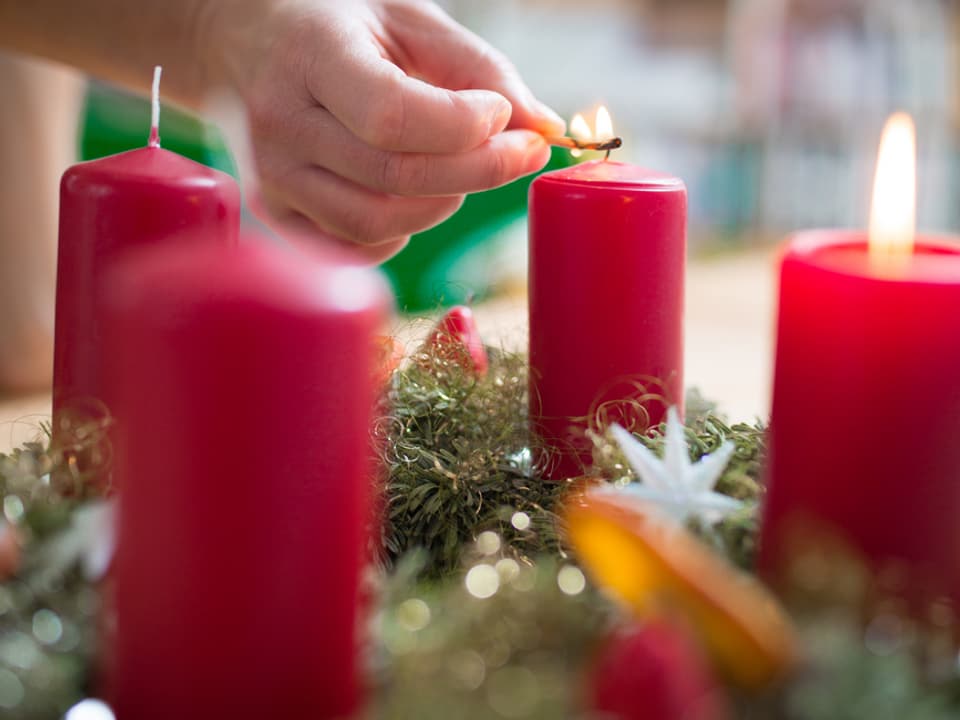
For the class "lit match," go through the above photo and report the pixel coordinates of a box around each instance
[546,106,621,157]
[544,136,622,152]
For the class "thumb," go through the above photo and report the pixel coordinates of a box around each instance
[383,2,566,136]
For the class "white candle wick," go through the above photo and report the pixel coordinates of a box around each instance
[149,65,162,148]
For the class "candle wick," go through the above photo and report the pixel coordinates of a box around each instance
[148,65,162,148]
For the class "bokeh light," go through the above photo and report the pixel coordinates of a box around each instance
[557,566,586,596]
[465,564,500,599]
[65,699,116,720]
[510,512,530,531]
[476,531,501,556]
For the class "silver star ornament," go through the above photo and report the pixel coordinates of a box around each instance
[601,407,743,525]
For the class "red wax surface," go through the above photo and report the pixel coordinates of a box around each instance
[104,240,390,718]
[528,161,686,479]
[591,621,728,720]
[760,231,960,605]
[53,146,240,421]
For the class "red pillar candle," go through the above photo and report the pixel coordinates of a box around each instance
[760,231,960,604]
[528,160,686,479]
[103,239,390,718]
[53,69,239,427]
[760,114,960,608]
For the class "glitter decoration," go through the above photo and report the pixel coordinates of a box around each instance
[0,340,955,718]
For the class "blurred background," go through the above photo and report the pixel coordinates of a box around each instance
[454,0,955,236]
[384,0,958,308]
[422,0,956,304]
[74,0,958,311]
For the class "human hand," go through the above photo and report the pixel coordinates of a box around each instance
[207,0,564,262]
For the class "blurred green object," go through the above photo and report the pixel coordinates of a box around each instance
[383,147,575,312]
[79,83,236,175]
[80,83,571,312]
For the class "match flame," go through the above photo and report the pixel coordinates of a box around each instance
[570,114,592,141]
[869,113,916,271]
[567,107,615,157]
[595,106,613,140]
[569,107,615,142]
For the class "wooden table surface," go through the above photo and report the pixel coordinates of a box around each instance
[0,248,777,453]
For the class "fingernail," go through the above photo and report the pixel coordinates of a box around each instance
[459,90,513,138]
[489,99,512,135]
[523,135,550,171]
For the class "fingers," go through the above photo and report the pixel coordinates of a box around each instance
[285,107,550,196]
[380,1,565,136]
[258,164,465,250]
[239,1,564,262]
[306,4,564,153]
[359,130,550,196]
[311,40,512,154]
[256,207,411,265]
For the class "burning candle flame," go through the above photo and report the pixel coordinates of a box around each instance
[869,113,916,272]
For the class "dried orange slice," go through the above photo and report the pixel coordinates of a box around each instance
[565,491,798,690]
